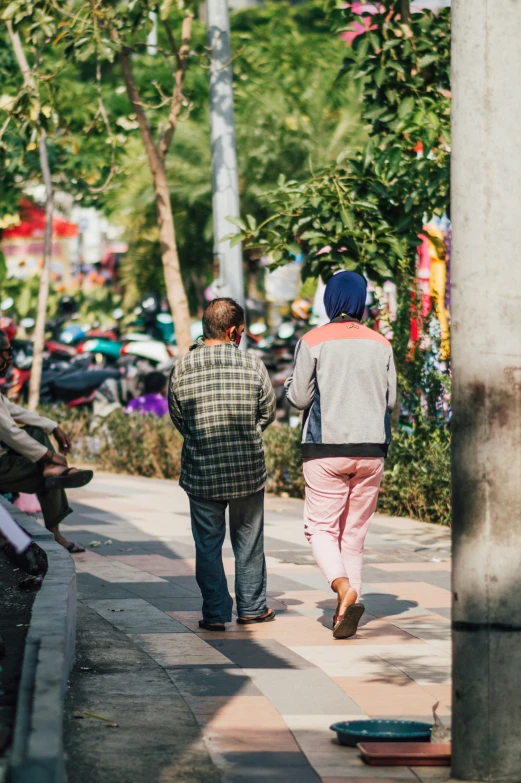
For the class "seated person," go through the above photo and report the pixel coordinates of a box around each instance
[125,371,168,418]
[0,329,93,553]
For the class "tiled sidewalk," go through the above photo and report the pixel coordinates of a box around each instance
[63,474,452,783]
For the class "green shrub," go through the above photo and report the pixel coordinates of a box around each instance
[263,421,451,526]
[94,410,184,478]
[378,424,451,526]
[45,406,451,525]
[264,424,305,498]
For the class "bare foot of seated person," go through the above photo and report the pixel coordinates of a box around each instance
[42,450,93,489]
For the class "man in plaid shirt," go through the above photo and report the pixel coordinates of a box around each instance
[169,298,276,631]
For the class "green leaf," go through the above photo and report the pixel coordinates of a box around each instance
[418,53,439,69]
[1,0,22,20]
[398,96,415,119]
[159,0,173,20]
[225,216,247,231]
[363,140,374,170]
[299,230,326,241]
[342,257,359,271]
[387,147,402,176]
[229,234,244,248]
[374,68,386,89]
[341,208,355,231]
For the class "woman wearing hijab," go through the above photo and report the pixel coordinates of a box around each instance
[285,271,397,639]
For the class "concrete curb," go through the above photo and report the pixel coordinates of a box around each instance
[2,498,76,783]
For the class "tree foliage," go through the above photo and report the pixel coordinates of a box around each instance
[234,2,450,284]
[1,0,204,352]
[106,1,364,308]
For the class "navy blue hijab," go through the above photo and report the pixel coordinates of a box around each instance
[324,271,367,321]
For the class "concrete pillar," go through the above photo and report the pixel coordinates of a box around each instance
[451,1,521,780]
[207,0,245,308]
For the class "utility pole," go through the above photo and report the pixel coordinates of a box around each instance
[207,0,245,308]
[147,11,157,55]
[451,1,521,781]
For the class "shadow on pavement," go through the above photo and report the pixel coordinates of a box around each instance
[63,503,321,783]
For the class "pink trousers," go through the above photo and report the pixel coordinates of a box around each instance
[303,456,384,599]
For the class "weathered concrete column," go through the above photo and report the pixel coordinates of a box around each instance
[451,1,521,780]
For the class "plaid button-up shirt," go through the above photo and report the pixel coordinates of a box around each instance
[168,339,276,500]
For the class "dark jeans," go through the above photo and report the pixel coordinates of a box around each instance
[188,489,267,623]
[0,425,72,530]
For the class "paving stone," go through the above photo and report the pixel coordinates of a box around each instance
[288,645,405,678]
[122,580,200,599]
[393,619,452,645]
[222,770,320,783]
[372,562,450,573]
[410,768,452,781]
[76,669,175,696]
[145,596,204,612]
[307,759,417,779]
[426,606,451,620]
[263,535,309,550]
[265,573,327,593]
[333,674,450,718]
[321,778,415,782]
[363,567,422,584]
[244,667,365,715]
[84,598,191,633]
[75,554,168,583]
[369,582,451,610]
[410,572,451,591]
[362,592,423,618]
[76,574,137,600]
[132,632,233,666]
[205,638,316,670]
[221,750,319,768]
[109,553,197,576]
[167,666,262,697]
[164,575,202,594]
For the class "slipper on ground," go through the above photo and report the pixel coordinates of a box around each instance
[237,610,276,625]
[333,603,365,640]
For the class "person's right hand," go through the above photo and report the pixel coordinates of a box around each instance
[43,450,68,467]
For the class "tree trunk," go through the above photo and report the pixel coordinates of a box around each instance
[118,46,192,356]
[28,132,53,410]
[154,160,192,355]
[7,23,53,410]
[396,0,410,23]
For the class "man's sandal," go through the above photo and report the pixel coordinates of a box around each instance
[66,542,86,554]
[333,603,365,639]
[199,620,226,632]
[237,609,276,625]
[45,468,93,491]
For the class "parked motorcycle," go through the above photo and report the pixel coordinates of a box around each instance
[77,337,122,365]
[120,339,173,365]
[46,368,126,409]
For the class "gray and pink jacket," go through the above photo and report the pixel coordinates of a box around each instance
[285,316,397,459]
